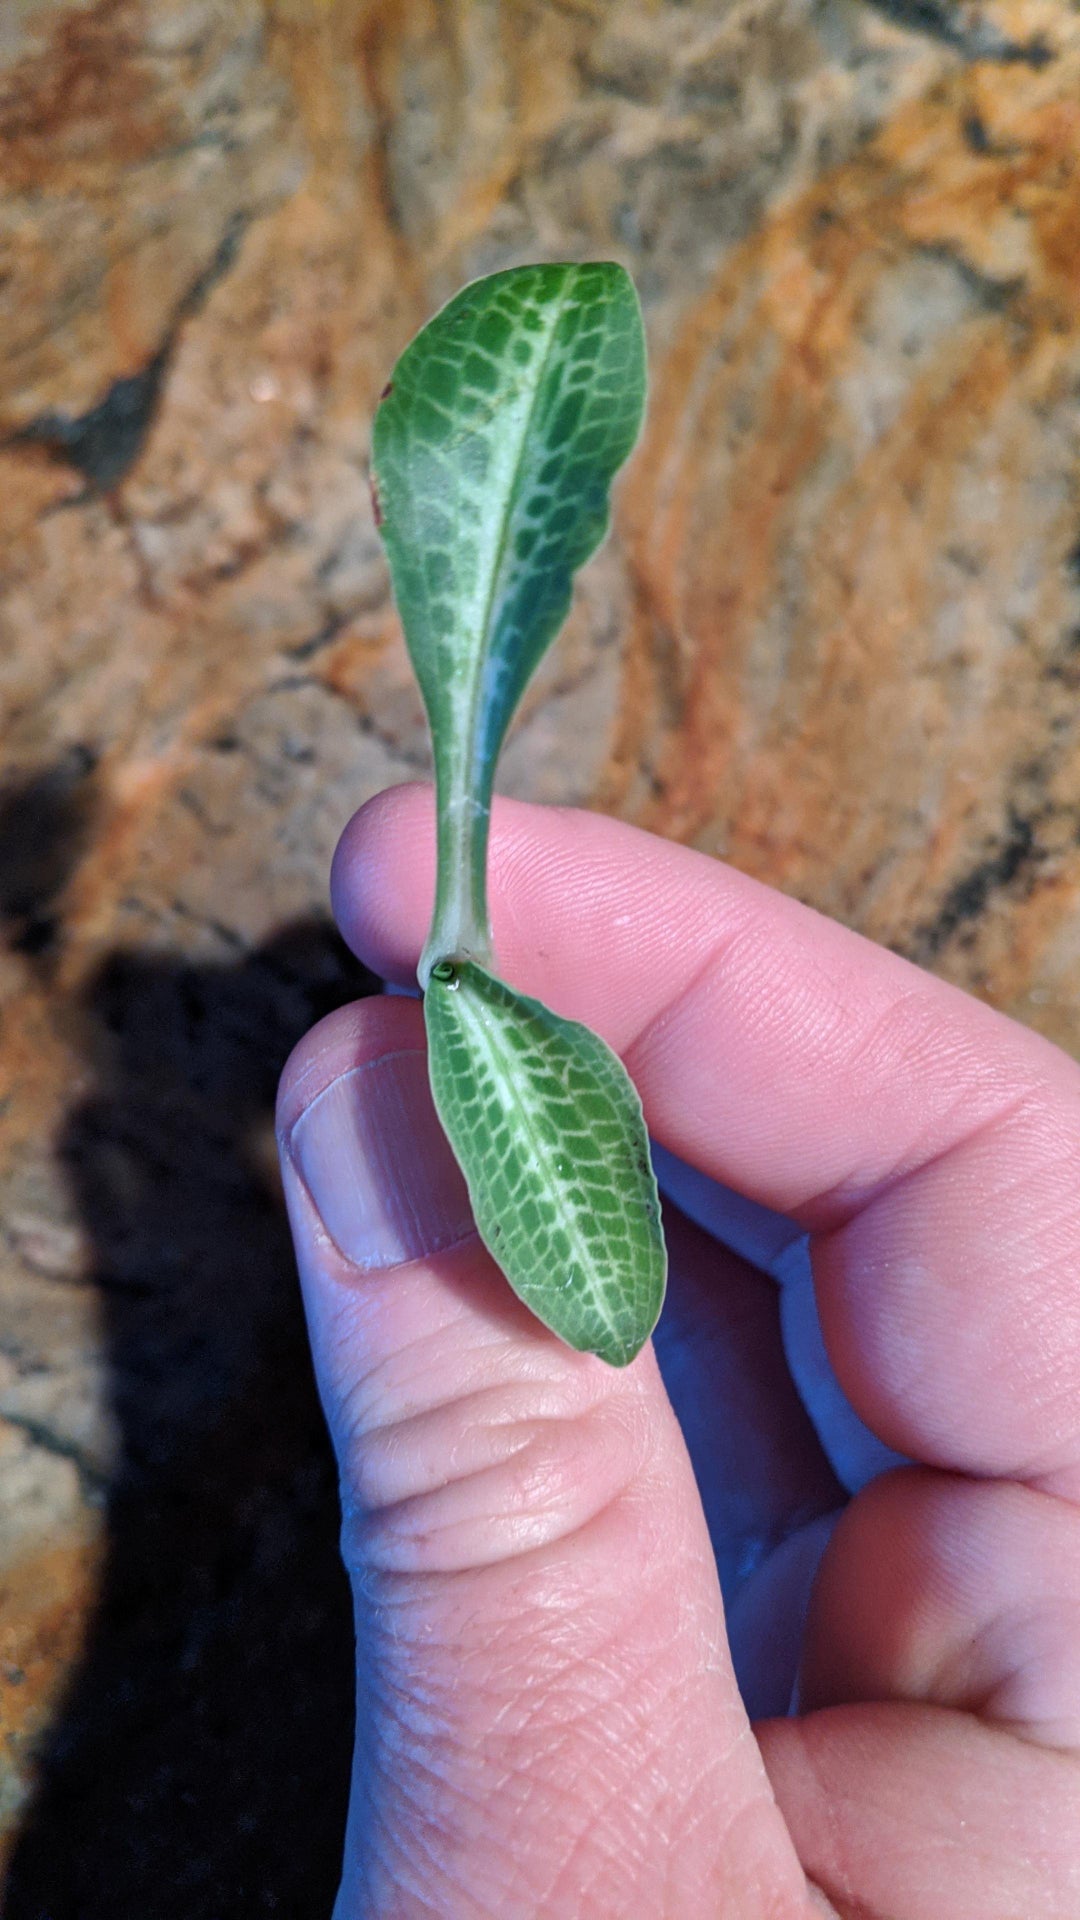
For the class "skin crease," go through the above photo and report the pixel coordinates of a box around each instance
[277,785,1080,1920]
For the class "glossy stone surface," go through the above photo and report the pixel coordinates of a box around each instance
[2,1,1079,1910]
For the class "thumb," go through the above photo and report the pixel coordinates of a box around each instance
[277,993,809,1920]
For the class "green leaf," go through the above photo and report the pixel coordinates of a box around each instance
[425,961,665,1367]
[372,261,646,984]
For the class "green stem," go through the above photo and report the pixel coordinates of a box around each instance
[420,750,494,988]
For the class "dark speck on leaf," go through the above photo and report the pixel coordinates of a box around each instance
[379,381,393,401]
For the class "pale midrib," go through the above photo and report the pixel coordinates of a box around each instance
[452,273,576,842]
[457,986,623,1349]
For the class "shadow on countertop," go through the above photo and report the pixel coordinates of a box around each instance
[0,755,376,1918]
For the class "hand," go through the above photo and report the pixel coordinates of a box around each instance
[277,785,1080,1919]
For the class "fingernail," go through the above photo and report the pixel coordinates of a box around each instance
[287,1049,474,1269]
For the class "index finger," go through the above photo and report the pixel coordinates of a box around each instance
[333,785,1080,1495]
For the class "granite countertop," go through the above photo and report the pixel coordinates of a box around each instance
[2,1,1079,1912]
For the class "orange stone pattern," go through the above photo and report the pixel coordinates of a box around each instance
[1,1,1078,1911]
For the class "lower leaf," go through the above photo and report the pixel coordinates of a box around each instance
[424,960,666,1367]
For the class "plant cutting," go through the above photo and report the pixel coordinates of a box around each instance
[371,261,665,1366]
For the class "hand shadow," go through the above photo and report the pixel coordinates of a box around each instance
[0,757,377,1918]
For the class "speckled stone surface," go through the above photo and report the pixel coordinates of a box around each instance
[2,1,1079,1911]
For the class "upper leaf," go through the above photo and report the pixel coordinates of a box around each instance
[371,262,646,977]
[425,960,666,1367]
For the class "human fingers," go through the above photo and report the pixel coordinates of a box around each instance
[757,1471,1080,1908]
[276,993,814,1919]
[800,1467,1080,1750]
[757,1701,1080,1920]
[654,1208,843,1718]
[332,786,1080,1495]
